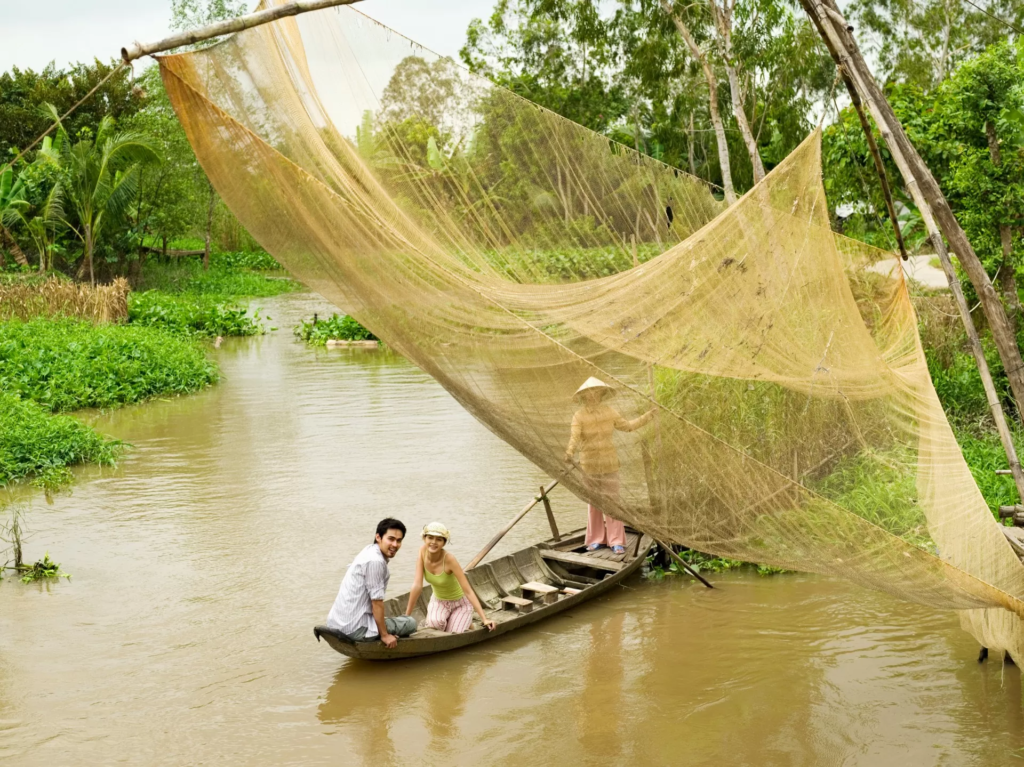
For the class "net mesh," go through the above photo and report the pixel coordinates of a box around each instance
[159,2,1024,657]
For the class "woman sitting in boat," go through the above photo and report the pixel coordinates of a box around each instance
[564,377,654,555]
[405,522,497,633]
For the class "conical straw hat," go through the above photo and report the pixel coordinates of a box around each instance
[573,376,615,402]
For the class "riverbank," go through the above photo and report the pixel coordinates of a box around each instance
[0,250,300,491]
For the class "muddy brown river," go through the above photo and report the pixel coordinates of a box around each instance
[2,292,1023,766]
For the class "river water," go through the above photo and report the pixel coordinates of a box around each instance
[2,292,1023,766]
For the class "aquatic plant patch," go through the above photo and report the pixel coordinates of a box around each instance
[128,291,263,337]
[294,313,377,345]
[0,318,218,412]
[0,392,120,488]
[138,260,298,298]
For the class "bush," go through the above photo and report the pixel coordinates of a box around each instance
[0,392,121,488]
[128,291,263,337]
[0,318,218,412]
[294,313,377,345]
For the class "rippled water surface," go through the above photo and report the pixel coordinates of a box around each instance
[2,293,1024,766]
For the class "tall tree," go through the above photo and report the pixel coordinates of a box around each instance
[848,0,1023,89]
[0,61,142,160]
[657,0,737,201]
[461,0,629,132]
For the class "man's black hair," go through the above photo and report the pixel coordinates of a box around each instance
[375,517,406,541]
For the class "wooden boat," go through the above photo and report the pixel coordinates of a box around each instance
[314,527,653,660]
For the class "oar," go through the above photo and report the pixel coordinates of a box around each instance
[654,539,714,589]
[467,474,564,569]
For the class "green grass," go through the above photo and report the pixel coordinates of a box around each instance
[0,318,218,412]
[294,313,376,345]
[0,392,121,489]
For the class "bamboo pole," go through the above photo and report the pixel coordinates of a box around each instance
[121,0,364,62]
[539,484,560,541]
[799,0,1024,504]
[655,540,714,588]
[467,477,561,569]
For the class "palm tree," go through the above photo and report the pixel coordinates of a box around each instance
[25,134,65,273]
[0,166,30,268]
[51,109,160,285]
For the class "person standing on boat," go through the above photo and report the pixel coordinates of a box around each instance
[325,518,418,648]
[406,522,497,633]
[564,377,654,555]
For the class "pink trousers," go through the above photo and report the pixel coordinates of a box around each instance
[583,472,626,548]
[424,595,474,633]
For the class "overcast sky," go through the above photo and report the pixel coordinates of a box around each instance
[0,0,488,73]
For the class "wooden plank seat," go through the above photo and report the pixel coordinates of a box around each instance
[501,595,534,613]
[561,587,582,596]
[520,581,559,604]
[540,549,625,572]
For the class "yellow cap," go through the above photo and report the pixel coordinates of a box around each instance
[421,521,451,543]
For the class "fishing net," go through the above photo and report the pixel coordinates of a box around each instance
[159,2,1024,658]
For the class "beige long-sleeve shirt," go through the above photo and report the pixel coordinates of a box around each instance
[566,404,654,475]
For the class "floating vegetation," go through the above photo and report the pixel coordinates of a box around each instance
[18,552,70,583]
[294,313,377,346]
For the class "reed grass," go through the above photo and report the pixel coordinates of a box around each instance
[0,276,130,323]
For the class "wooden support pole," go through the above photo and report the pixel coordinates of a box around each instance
[540,485,560,542]
[468,477,561,569]
[655,541,714,589]
[799,0,1024,504]
[121,0,364,62]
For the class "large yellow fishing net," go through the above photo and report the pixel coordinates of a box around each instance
[159,2,1024,658]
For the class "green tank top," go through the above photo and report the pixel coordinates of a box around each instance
[423,553,464,601]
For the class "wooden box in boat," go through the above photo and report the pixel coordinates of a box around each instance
[314,527,652,660]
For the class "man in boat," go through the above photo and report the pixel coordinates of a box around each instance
[325,518,417,648]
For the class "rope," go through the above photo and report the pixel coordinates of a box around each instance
[961,0,1024,35]
[0,62,129,176]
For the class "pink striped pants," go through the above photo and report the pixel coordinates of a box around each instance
[583,472,626,548]
[424,595,474,633]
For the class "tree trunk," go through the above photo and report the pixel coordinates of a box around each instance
[1,225,29,266]
[800,0,1024,495]
[724,62,765,182]
[162,234,168,259]
[708,0,765,183]
[687,112,696,176]
[661,1,736,203]
[204,181,215,271]
[986,121,1021,330]
[86,224,95,286]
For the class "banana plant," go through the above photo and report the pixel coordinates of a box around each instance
[0,166,30,267]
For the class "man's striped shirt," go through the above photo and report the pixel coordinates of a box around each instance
[326,543,390,637]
